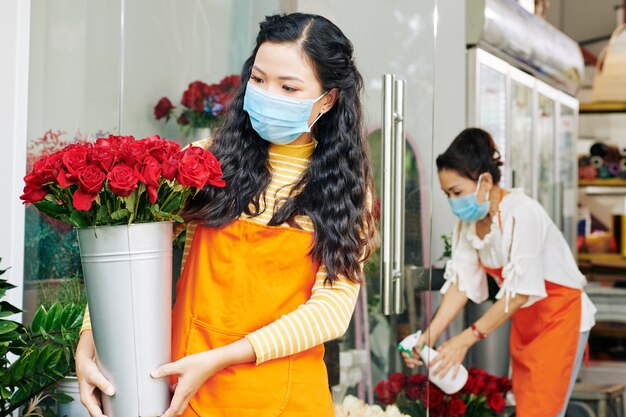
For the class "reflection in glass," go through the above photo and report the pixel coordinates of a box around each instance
[479,64,507,185]
[559,105,576,250]
[537,94,556,220]
[510,82,534,195]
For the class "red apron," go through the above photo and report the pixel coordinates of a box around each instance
[171,219,335,417]
[481,231,581,416]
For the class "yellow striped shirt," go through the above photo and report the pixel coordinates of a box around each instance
[81,138,361,365]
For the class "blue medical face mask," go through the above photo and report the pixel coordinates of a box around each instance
[448,174,490,222]
[243,82,327,145]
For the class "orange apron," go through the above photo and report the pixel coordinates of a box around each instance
[482,267,581,417]
[171,219,335,417]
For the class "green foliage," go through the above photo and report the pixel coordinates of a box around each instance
[0,258,85,416]
[23,206,82,282]
[33,179,188,229]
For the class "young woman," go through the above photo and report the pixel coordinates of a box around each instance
[403,128,596,417]
[75,13,376,417]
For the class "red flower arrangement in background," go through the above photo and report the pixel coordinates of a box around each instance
[154,75,241,136]
[375,368,512,417]
[21,135,225,228]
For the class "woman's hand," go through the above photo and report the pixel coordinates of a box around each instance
[401,331,431,369]
[152,338,256,417]
[429,329,476,379]
[76,330,115,417]
[151,350,226,417]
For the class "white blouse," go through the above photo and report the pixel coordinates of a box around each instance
[441,189,596,332]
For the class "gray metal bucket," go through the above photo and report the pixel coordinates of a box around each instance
[77,222,173,417]
[465,301,511,377]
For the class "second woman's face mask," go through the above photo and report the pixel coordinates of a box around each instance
[448,173,490,222]
[243,82,327,145]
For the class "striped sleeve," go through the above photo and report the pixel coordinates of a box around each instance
[245,264,360,365]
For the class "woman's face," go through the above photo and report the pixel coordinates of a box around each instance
[438,168,491,203]
[249,41,336,145]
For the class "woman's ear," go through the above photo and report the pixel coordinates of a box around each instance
[481,172,494,195]
[320,88,339,114]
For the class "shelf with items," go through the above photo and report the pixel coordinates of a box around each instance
[580,102,626,114]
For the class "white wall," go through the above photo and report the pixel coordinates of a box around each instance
[0,0,30,321]
[432,0,466,266]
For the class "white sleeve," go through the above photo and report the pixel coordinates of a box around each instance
[497,205,548,312]
[440,221,488,304]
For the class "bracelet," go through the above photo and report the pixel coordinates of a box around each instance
[471,323,486,340]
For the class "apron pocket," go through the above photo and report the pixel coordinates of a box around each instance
[186,317,293,417]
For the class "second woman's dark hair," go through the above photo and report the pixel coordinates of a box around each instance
[436,128,503,184]
[183,13,377,284]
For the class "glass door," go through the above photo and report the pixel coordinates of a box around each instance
[469,48,511,187]
[509,69,535,196]
[536,85,557,221]
[557,96,579,253]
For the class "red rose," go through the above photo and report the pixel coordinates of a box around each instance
[485,380,499,395]
[141,136,180,163]
[161,155,179,181]
[73,165,105,211]
[374,380,396,405]
[461,375,475,394]
[472,375,487,395]
[89,146,117,173]
[181,146,225,187]
[20,172,48,203]
[107,165,139,197]
[426,384,444,407]
[176,154,210,188]
[154,97,174,120]
[499,375,512,393]
[406,383,422,401]
[95,135,134,151]
[177,113,189,126]
[448,398,466,416]
[136,155,162,204]
[32,153,63,182]
[120,141,149,168]
[388,373,406,394]
[431,401,449,417]
[219,74,241,92]
[57,145,90,187]
[182,81,210,111]
[487,392,506,413]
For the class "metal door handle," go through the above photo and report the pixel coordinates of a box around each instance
[381,74,407,316]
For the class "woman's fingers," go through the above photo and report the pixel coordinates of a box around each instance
[78,380,107,417]
[88,368,115,397]
[161,386,191,417]
[401,351,423,368]
[151,361,180,379]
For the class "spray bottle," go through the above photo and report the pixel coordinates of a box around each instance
[397,330,468,395]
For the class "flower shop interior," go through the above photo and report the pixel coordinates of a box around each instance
[3,0,626,416]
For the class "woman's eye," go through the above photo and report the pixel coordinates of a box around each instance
[250,75,263,83]
[282,85,296,92]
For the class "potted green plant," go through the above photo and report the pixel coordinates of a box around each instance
[38,276,88,417]
[0,258,85,417]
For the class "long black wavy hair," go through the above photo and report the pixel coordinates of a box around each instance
[183,13,377,284]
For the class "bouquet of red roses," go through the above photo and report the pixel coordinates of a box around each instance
[375,368,512,417]
[154,75,241,136]
[20,135,225,227]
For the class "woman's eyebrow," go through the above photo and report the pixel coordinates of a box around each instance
[252,65,304,83]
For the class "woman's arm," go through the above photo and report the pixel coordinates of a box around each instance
[403,281,469,368]
[430,290,529,379]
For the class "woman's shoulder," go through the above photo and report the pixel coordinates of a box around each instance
[501,188,550,224]
[185,136,214,150]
